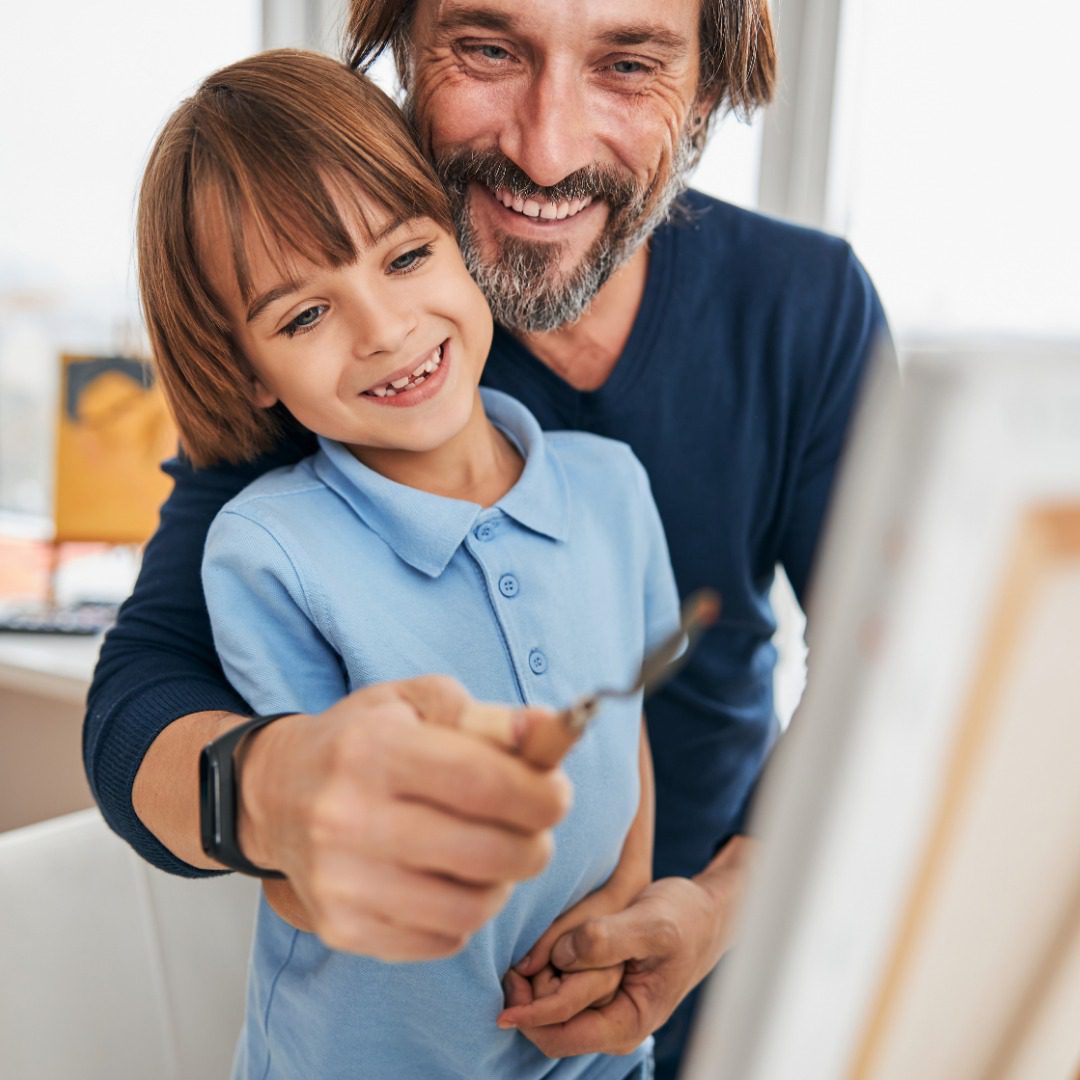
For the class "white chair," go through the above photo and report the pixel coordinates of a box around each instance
[0,808,259,1079]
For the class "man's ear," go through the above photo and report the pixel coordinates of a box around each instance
[252,378,278,409]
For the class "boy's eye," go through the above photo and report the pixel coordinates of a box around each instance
[281,304,326,337]
[388,244,434,274]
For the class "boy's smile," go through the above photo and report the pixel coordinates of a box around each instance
[360,340,448,403]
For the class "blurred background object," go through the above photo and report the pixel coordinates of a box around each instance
[0,353,176,632]
[683,347,1080,1080]
[54,355,176,546]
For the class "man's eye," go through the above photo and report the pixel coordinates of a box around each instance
[281,305,326,337]
[611,60,650,75]
[389,244,433,273]
[461,42,511,64]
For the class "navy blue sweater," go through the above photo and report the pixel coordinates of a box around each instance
[86,191,887,883]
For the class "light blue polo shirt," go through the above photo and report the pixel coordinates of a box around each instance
[203,389,679,1080]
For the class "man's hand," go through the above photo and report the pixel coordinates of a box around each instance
[496,868,644,1034]
[495,837,752,1058]
[236,675,571,962]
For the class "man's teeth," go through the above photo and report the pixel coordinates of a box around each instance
[494,188,592,220]
[365,346,443,397]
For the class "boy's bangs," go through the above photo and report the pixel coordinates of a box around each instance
[199,121,450,310]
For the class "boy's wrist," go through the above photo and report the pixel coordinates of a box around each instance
[607,857,653,904]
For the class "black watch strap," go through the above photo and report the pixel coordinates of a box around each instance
[199,712,296,878]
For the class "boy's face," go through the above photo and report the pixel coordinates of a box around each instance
[199,192,494,460]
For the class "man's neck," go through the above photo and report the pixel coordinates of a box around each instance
[514,245,649,392]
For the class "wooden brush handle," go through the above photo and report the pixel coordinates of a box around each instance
[457,701,579,770]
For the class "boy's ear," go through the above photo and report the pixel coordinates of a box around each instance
[252,378,278,409]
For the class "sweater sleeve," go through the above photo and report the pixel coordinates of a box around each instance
[732,247,892,840]
[83,435,312,877]
[776,245,893,606]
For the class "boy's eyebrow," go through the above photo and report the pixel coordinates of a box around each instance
[245,215,410,324]
[247,279,309,324]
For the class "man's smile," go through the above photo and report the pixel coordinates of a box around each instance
[490,186,594,221]
[472,181,607,236]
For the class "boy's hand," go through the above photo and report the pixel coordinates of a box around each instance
[500,962,624,1049]
[496,867,645,1032]
[498,839,752,1058]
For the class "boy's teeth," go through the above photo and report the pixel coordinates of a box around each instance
[365,344,444,397]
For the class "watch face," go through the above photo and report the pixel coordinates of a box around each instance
[199,747,224,857]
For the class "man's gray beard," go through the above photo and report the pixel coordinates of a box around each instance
[445,135,695,335]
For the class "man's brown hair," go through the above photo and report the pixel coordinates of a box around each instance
[345,0,776,135]
[137,48,453,467]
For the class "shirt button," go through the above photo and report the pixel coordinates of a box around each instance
[498,574,519,598]
[528,649,547,675]
[473,522,496,542]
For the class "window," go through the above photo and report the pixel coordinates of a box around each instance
[828,0,1080,342]
[0,0,260,518]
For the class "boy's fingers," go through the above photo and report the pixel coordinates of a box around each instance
[515,928,558,976]
[498,969,623,1029]
[501,969,534,1012]
[530,965,562,998]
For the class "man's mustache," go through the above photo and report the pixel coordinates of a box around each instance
[432,148,641,210]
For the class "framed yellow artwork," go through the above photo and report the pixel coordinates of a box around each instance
[53,354,177,545]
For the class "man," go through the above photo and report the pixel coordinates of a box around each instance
[85,1,887,1075]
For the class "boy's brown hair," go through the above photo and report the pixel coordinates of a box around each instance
[137,48,453,467]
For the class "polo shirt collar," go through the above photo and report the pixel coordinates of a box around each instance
[313,388,569,578]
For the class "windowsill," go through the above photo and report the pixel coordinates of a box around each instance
[0,632,100,704]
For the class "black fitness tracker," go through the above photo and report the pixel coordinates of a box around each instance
[198,712,296,878]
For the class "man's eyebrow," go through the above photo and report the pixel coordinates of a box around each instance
[597,24,689,56]
[245,215,409,325]
[435,6,515,35]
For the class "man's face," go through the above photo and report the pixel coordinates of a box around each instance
[404,0,703,333]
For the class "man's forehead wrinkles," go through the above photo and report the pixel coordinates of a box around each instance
[430,3,688,58]
[434,3,515,34]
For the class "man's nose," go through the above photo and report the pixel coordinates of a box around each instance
[500,62,593,190]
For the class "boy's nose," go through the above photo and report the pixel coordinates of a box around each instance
[349,296,418,359]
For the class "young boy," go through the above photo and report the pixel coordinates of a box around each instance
[137,49,677,1079]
